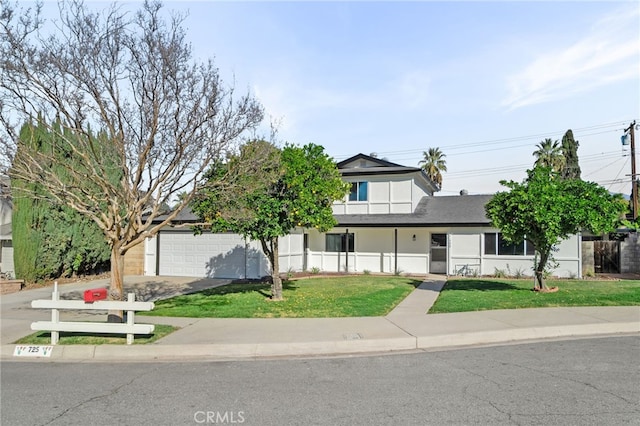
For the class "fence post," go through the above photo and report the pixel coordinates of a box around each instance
[126,293,135,345]
[51,281,60,345]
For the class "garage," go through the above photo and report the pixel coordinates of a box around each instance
[155,230,267,279]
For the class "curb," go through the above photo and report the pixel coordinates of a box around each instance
[3,322,638,362]
[414,321,640,350]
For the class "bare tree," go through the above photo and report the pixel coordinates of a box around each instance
[0,0,263,316]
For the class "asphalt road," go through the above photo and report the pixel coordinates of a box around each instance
[1,335,638,426]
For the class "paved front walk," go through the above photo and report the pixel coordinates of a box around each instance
[1,276,638,361]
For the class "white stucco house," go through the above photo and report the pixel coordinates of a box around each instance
[141,153,582,279]
[0,177,13,276]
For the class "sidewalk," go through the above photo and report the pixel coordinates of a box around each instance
[1,276,638,362]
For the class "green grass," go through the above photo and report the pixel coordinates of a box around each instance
[14,324,177,345]
[140,276,422,318]
[429,278,640,313]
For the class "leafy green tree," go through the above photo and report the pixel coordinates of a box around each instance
[532,138,565,172]
[486,167,626,291]
[418,147,447,189]
[193,141,349,300]
[560,129,581,180]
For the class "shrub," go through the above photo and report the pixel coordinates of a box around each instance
[494,267,506,278]
[512,267,526,279]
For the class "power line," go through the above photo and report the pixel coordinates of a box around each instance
[445,150,626,180]
[334,119,633,161]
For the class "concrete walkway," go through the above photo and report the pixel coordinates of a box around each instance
[1,276,638,362]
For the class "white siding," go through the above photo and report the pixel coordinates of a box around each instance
[306,227,429,274]
[144,235,157,276]
[449,232,482,275]
[1,240,14,276]
[337,173,432,215]
[479,232,581,278]
[305,227,582,279]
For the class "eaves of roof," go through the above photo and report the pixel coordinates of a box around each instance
[339,166,422,176]
[333,216,491,228]
[336,153,405,169]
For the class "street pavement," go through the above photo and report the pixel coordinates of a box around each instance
[0,275,638,362]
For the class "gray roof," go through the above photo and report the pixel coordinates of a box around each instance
[337,153,406,169]
[337,153,424,177]
[155,195,495,227]
[150,206,199,224]
[154,194,494,228]
[333,194,494,227]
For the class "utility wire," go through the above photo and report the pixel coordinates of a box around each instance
[334,120,632,161]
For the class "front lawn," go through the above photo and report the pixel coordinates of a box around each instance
[140,276,421,318]
[15,324,177,345]
[429,278,640,313]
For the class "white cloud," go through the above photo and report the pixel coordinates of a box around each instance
[254,70,431,129]
[254,68,432,138]
[502,5,640,110]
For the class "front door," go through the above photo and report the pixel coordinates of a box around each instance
[430,233,447,274]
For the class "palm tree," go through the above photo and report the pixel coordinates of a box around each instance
[533,138,565,172]
[419,147,447,188]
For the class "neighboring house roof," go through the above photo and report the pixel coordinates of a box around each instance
[333,194,494,227]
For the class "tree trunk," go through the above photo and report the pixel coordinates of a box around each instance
[107,244,125,322]
[534,250,549,291]
[259,237,283,301]
[270,238,283,301]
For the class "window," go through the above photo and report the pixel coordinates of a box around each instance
[485,233,497,255]
[348,181,368,201]
[326,233,354,252]
[484,233,535,256]
[431,234,447,247]
[430,234,447,262]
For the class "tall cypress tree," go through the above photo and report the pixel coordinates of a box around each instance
[11,120,111,282]
[561,129,581,180]
[11,121,47,281]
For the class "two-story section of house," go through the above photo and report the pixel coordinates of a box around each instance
[304,153,440,274]
[332,154,438,215]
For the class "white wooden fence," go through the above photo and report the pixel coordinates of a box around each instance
[31,282,155,345]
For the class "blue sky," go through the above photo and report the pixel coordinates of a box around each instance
[40,1,640,195]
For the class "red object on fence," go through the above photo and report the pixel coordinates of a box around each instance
[83,288,108,303]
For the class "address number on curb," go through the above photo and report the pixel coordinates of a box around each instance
[14,345,53,357]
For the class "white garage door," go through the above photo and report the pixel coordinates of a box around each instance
[158,231,260,278]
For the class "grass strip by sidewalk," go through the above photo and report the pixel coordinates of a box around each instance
[15,324,177,345]
[429,278,640,313]
[140,276,422,318]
